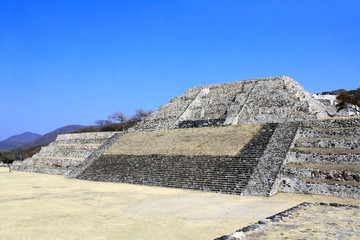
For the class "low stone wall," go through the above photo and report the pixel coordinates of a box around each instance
[215,202,313,240]
[302,117,360,128]
[56,132,116,140]
[282,166,360,183]
[0,162,10,167]
[295,138,360,149]
[289,151,360,164]
[178,118,225,128]
[215,202,360,240]
[11,164,73,175]
[298,127,360,138]
[279,175,360,199]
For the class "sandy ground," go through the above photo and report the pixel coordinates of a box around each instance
[1,167,360,240]
[105,125,262,156]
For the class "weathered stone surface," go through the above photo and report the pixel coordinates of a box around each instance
[131,76,333,132]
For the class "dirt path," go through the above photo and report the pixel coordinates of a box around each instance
[1,167,359,240]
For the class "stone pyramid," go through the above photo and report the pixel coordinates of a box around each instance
[132,76,330,132]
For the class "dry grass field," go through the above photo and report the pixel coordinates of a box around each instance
[1,167,360,240]
[105,125,262,156]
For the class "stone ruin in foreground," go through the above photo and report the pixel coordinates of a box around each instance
[12,76,360,198]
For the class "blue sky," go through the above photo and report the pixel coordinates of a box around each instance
[1,0,359,140]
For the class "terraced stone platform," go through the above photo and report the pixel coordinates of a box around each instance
[280,117,360,199]
[11,132,117,175]
[75,123,297,195]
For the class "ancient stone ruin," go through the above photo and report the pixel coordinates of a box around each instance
[12,76,360,198]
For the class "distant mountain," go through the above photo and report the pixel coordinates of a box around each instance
[0,132,41,151]
[22,125,86,148]
[3,132,41,143]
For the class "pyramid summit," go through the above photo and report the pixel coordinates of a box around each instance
[132,76,331,131]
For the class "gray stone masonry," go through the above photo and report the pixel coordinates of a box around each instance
[243,122,299,196]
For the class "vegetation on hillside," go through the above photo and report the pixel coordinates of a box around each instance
[336,88,360,116]
[77,109,153,133]
[0,145,44,164]
[0,109,153,163]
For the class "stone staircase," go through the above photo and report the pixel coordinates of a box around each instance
[11,132,116,175]
[280,117,360,198]
[76,124,278,194]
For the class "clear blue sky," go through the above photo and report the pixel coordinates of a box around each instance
[1,0,359,140]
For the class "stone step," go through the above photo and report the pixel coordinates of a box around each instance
[295,138,360,149]
[40,144,101,152]
[301,117,360,129]
[55,132,116,141]
[289,150,360,164]
[33,151,92,159]
[18,157,85,169]
[11,164,74,175]
[298,127,360,139]
[50,138,109,145]
[282,165,360,182]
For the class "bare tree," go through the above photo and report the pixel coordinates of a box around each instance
[130,109,154,121]
[108,111,127,123]
[2,152,11,172]
[95,120,112,126]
